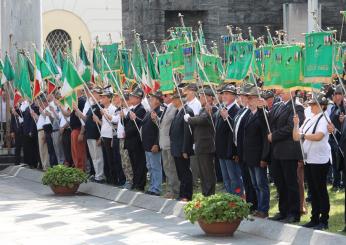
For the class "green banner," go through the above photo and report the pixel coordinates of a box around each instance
[158,53,174,93]
[334,42,346,75]
[199,54,222,85]
[182,45,196,82]
[304,32,334,83]
[100,43,119,71]
[165,39,184,70]
[225,41,254,83]
[119,49,134,81]
[264,45,304,90]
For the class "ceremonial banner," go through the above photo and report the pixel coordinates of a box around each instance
[100,43,119,71]
[158,53,174,93]
[119,49,134,81]
[175,27,193,42]
[333,42,346,75]
[225,41,254,83]
[199,53,222,85]
[304,32,334,83]
[182,45,196,82]
[165,39,184,70]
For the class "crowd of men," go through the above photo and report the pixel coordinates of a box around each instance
[8,80,346,232]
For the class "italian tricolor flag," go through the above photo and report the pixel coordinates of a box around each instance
[60,59,84,97]
[78,41,91,83]
[33,49,54,98]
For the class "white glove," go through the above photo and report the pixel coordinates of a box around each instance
[18,117,24,123]
[184,114,190,122]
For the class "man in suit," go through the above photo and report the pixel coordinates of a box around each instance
[154,93,180,199]
[243,86,270,218]
[10,104,24,165]
[234,83,257,211]
[215,84,243,196]
[124,87,147,191]
[268,90,305,223]
[142,91,165,196]
[184,87,216,196]
[170,89,194,201]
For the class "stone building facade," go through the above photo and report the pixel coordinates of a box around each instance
[122,0,346,50]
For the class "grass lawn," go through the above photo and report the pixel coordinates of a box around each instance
[269,184,345,235]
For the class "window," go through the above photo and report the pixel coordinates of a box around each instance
[46,29,72,58]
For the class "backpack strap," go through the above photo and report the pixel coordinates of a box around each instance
[312,114,324,134]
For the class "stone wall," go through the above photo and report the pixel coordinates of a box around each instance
[122,0,346,51]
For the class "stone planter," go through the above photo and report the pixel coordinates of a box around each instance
[50,184,80,195]
[198,219,241,236]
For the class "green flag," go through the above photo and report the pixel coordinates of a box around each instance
[304,32,334,83]
[119,49,134,81]
[44,47,60,76]
[78,41,91,83]
[60,91,77,110]
[100,43,119,71]
[56,49,65,74]
[15,53,32,100]
[225,41,255,83]
[60,59,84,97]
[1,54,15,85]
[158,53,174,93]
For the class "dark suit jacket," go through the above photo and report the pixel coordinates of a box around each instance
[271,100,305,160]
[215,103,240,159]
[142,105,164,152]
[124,103,146,151]
[10,109,23,135]
[23,103,39,137]
[234,107,251,162]
[243,109,270,166]
[187,107,215,154]
[169,106,194,157]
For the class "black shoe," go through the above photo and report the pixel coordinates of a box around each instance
[145,191,153,195]
[94,179,105,184]
[269,213,286,221]
[282,216,300,224]
[313,223,328,230]
[302,221,319,228]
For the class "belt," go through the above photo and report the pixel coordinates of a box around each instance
[38,129,44,132]
[53,129,59,132]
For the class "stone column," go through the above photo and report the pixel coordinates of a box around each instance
[1,0,42,60]
[0,0,42,150]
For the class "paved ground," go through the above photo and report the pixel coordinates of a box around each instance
[0,172,287,245]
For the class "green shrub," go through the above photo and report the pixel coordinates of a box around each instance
[184,193,251,224]
[42,165,88,188]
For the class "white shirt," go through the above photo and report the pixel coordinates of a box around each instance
[80,99,92,126]
[112,108,128,139]
[101,104,116,138]
[300,112,331,164]
[36,114,46,130]
[142,97,150,112]
[186,97,201,116]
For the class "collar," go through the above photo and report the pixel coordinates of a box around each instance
[226,101,237,110]
[187,97,198,105]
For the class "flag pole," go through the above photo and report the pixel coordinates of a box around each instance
[97,46,142,137]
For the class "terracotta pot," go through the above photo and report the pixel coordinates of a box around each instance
[50,184,80,195]
[198,219,241,236]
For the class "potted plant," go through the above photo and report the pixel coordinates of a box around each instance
[184,193,251,236]
[42,165,88,195]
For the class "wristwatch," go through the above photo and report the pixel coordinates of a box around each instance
[300,133,305,140]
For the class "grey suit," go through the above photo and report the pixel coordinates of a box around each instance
[188,107,216,196]
[159,104,180,197]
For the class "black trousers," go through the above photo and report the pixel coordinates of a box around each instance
[102,137,117,185]
[214,156,223,182]
[44,129,58,167]
[62,128,73,166]
[272,159,300,218]
[305,163,330,225]
[240,162,258,211]
[112,137,126,185]
[128,145,147,190]
[14,132,23,164]
[196,153,216,196]
[174,156,193,200]
[22,135,38,168]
